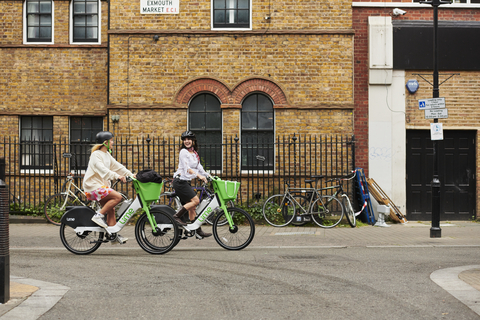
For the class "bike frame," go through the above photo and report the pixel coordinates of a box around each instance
[283,181,325,216]
[72,179,162,236]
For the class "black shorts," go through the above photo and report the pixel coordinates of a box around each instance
[172,178,196,205]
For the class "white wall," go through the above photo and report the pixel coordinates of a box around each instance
[368,16,406,213]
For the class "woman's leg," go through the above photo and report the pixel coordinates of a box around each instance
[99,190,123,226]
[183,196,200,221]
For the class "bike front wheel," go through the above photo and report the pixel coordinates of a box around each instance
[311,195,344,228]
[343,196,356,228]
[135,209,178,254]
[44,193,84,226]
[205,200,235,226]
[263,194,297,227]
[59,223,104,255]
[212,207,255,250]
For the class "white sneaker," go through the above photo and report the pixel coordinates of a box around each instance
[111,234,128,245]
[91,212,108,228]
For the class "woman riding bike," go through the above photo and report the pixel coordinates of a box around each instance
[172,131,212,238]
[83,131,135,244]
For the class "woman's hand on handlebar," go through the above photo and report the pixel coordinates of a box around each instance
[197,174,208,184]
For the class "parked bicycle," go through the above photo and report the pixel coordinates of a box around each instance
[322,172,357,228]
[60,177,178,255]
[263,176,344,228]
[44,173,127,226]
[157,176,255,251]
[157,178,234,226]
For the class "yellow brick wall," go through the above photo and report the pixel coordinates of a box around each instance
[0,2,23,44]
[406,71,480,127]
[109,34,354,107]
[111,0,352,30]
[0,48,108,115]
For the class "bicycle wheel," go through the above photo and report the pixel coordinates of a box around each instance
[205,200,234,226]
[212,207,255,250]
[135,209,178,254]
[343,196,356,228]
[59,223,104,255]
[263,194,297,227]
[289,194,310,227]
[311,195,344,228]
[44,193,84,226]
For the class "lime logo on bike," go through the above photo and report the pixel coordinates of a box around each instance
[119,208,135,224]
[197,206,213,223]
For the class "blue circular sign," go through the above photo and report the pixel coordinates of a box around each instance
[406,79,419,94]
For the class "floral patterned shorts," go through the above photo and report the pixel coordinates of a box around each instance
[85,186,114,201]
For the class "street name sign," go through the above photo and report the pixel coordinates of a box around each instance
[418,97,446,110]
[425,108,448,119]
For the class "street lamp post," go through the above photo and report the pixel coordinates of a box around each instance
[420,0,450,238]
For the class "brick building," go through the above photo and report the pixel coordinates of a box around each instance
[0,0,356,206]
[353,1,480,220]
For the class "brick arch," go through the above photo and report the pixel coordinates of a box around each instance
[175,78,231,105]
[231,78,288,105]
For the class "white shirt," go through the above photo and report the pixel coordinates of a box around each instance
[173,149,209,181]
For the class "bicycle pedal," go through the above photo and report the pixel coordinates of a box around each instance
[195,233,204,240]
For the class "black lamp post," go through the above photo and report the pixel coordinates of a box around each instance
[420,0,450,238]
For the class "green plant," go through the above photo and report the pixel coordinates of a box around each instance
[236,200,268,224]
[9,202,44,216]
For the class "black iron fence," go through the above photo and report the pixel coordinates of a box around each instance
[0,134,356,213]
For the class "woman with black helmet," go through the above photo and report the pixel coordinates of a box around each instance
[83,131,135,244]
[172,130,212,238]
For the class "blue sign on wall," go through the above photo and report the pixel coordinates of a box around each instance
[406,79,419,94]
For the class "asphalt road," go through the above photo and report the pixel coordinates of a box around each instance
[7,242,480,319]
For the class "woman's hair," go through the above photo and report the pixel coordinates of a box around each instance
[90,144,104,153]
[180,137,198,152]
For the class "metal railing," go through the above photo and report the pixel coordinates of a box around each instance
[0,134,355,213]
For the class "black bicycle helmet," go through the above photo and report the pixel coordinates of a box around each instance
[95,131,114,144]
[181,130,196,140]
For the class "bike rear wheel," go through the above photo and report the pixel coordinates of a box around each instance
[44,193,84,226]
[59,223,104,255]
[263,194,297,227]
[135,209,178,254]
[212,207,255,250]
[311,195,344,228]
[343,196,356,228]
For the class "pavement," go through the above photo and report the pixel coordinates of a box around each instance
[1,217,480,319]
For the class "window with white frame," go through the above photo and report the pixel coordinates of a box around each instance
[25,0,53,43]
[241,93,274,171]
[20,116,53,169]
[71,0,100,43]
[212,0,251,29]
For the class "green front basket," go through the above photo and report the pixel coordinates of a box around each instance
[135,181,163,202]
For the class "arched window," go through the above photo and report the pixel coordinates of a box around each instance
[189,93,222,170]
[241,93,274,170]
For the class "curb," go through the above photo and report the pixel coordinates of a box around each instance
[8,216,47,224]
[0,276,69,320]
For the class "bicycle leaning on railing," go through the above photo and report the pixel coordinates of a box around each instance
[321,172,358,228]
[262,175,344,228]
[59,177,179,255]
[44,174,127,226]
